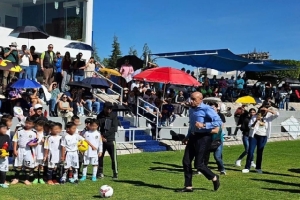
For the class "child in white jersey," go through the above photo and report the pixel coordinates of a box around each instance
[80,119,102,181]
[61,122,95,184]
[32,120,46,184]
[44,122,62,185]
[11,116,38,185]
[0,123,10,188]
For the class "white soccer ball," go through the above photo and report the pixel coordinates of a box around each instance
[99,185,114,198]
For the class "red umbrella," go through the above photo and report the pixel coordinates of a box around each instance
[133,67,201,86]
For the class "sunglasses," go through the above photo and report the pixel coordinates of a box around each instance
[62,96,67,98]
[48,46,53,49]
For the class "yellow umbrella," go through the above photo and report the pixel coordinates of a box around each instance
[235,96,256,104]
[0,59,22,72]
[100,68,121,76]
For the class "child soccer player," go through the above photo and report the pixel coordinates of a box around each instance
[0,123,10,188]
[80,118,93,136]
[71,115,81,134]
[44,122,62,185]
[80,119,102,181]
[70,115,82,177]
[32,120,46,184]
[61,122,95,184]
[0,114,13,138]
[11,116,37,185]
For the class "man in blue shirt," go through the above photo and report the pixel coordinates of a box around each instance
[178,92,222,192]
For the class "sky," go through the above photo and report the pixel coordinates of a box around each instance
[92,0,300,70]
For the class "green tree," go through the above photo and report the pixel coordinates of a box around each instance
[108,35,122,68]
[142,43,153,65]
[245,60,300,80]
[128,46,138,56]
[101,58,110,68]
[92,42,101,62]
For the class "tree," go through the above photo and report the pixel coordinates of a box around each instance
[101,58,110,67]
[92,42,101,62]
[142,43,153,65]
[108,35,122,68]
[128,46,138,56]
[245,59,300,80]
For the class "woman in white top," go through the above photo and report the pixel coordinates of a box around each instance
[242,107,279,174]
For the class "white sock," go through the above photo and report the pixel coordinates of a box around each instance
[73,169,78,180]
[62,172,67,181]
[92,166,97,177]
[82,166,88,177]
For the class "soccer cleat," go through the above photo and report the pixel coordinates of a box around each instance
[73,179,79,184]
[176,187,193,192]
[251,161,256,168]
[235,160,241,167]
[47,180,54,185]
[80,176,86,181]
[0,184,9,188]
[32,179,39,184]
[69,178,75,183]
[39,179,46,184]
[52,180,59,185]
[97,173,104,179]
[10,179,19,185]
[242,169,250,173]
[112,173,118,180]
[91,177,97,182]
[256,169,263,174]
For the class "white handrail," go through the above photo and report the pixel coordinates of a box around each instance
[135,97,159,140]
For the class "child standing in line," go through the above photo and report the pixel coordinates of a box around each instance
[32,120,46,184]
[80,119,102,181]
[0,123,10,188]
[44,122,62,185]
[11,117,37,185]
[69,116,81,178]
[0,115,13,138]
[78,118,92,175]
[61,122,95,184]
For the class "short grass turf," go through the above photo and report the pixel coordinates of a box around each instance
[1,140,300,200]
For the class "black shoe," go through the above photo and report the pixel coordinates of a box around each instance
[176,188,193,192]
[112,173,118,180]
[213,175,220,191]
[74,179,79,184]
[97,173,104,179]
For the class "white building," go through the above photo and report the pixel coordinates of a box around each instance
[0,0,93,60]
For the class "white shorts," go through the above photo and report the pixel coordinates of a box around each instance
[35,159,44,167]
[14,147,35,168]
[83,155,98,166]
[64,151,79,169]
[0,157,9,172]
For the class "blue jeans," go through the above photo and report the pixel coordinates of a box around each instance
[73,75,84,81]
[19,66,29,79]
[27,65,38,81]
[245,134,267,170]
[214,142,225,172]
[49,98,56,112]
[279,98,285,109]
[85,100,101,114]
[285,98,290,111]
[237,135,250,160]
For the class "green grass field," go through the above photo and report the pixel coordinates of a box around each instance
[1,140,300,200]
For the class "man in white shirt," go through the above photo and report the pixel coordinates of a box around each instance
[19,45,33,79]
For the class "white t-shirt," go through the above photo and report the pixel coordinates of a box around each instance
[82,130,102,157]
[44,135,62,163]
[35,132,45,160]
[131,82,139,90]
[19,51,30,66]
[12,129,37,148]
[61,134,84,152]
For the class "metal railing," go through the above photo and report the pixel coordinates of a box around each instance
[93,71,123,104]
[135,97,159,139]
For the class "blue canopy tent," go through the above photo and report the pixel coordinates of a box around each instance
[151,49,293,72]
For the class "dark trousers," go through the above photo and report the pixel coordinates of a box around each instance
[245,134,267,170]
[182,134,216,187]
[98,141,118,174]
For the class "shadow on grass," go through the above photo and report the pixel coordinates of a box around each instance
[251,178,300,187]
[152,162,182,168]
[116,180,208,192]
[262,188,300,194]
[288,168,300,174]
[149,166,182,174]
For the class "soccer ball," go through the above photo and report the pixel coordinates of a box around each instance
[77,140,89,152]
[99,185,113,198]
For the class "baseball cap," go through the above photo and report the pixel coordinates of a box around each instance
[34,104,43,110]
[9,42,17,47]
